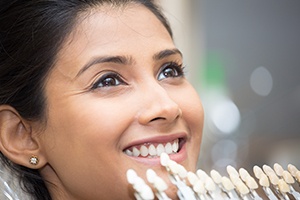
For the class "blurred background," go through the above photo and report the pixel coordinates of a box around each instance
[159,0,300,174]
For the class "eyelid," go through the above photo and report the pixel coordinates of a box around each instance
[90,71,126,90]
[157,61,185,80]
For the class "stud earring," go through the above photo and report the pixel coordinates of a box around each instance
[29,155,39,165]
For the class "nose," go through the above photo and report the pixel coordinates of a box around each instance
[137,83,182,126]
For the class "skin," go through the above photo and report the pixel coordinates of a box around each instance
[33,3,204,199]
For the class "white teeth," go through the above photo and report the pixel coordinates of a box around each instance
[172,141,178,152]
[132,147,140,157]
[140,145,148,157]
[124,139,180,157]
[148,144,156,156]
[165,142,172,154]
[125,149,133,156]
[156,144,164,156]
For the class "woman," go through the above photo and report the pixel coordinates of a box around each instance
[0,0,204,199]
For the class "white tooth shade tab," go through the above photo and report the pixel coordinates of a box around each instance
[187,172,199,185]
[210,170,222,184]
[126,169,155,200]
[226,165,239,177]
[193,179,206,194]
[168,160,180,174]
[253,165,264,179]
[221,177,235,191]
[259,174,270,187]
[126,169,138,184]
[274,163,284,177]
[263,165,276,176]
[288,164,299,177]
[177,164,188,179]
[245,176,258,189]
[146,169,168,192]
[160,152,170,167]
[282,170,294,184]
[239,168,250,182]
[124,139,179,157]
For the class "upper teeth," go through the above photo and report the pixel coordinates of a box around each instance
[124,139,179,158]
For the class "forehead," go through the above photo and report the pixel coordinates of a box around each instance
[54,3,174,75]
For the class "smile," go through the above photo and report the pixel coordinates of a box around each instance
[123,138,184,158]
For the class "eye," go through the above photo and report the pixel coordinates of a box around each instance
[91,72,125,89]
[157,62,185,81]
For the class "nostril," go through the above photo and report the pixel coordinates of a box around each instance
[137,99,182,125]
[149,117,165,122]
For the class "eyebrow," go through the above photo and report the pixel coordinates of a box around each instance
[76,55,133,78]
[76,48,182,78]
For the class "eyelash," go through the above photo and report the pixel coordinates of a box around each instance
[157,62,185,81]
[91,72,126,90]
[91,61,185,90]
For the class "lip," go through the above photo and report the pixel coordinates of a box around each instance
[122,132,188,166]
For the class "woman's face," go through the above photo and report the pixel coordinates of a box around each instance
[38,3,204,199]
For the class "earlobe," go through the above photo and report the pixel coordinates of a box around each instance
[0,105,46,169]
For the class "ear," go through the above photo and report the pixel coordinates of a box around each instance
[0,105,47,169]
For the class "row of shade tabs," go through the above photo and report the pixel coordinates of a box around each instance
[126,153,300,200]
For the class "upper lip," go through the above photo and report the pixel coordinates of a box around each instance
[122,132,187,151]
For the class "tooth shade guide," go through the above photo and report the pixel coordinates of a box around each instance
[196,169,209,181]
[288,164,299,177]
[274,163,285,177]
[146,169,156,184]
[187,171,199,185]
[253,165,264,179]
[167,160,180,174]
[287,164,300,183]
[126,169,155,200]
[147,171,168,192]
[126,160,300,200]
[259,174,270,187]
[229,174,242,186]
[177,163,188,179]
[160,152,170,167]
[262,164,276,177]
[268,173,280,185]
[202,176,215,192]
[192,179,206,194]
[245,176,259,189]
[282,170,295,184]
[210,169,222,184]
[239,168,251,182]
[235,180,250,195]
[226,165,239,177]
[278,179,290,193]
[126,169,138,184]
[296,171,300,182]
[221,176,235,191]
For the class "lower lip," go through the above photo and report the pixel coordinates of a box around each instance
[125,143,188,166]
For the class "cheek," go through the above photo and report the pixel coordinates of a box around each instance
[42,96,135,161]
[174,85,204,163]
[175,85,204,132]
[184,94,204,149]
[40,97,136,196]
